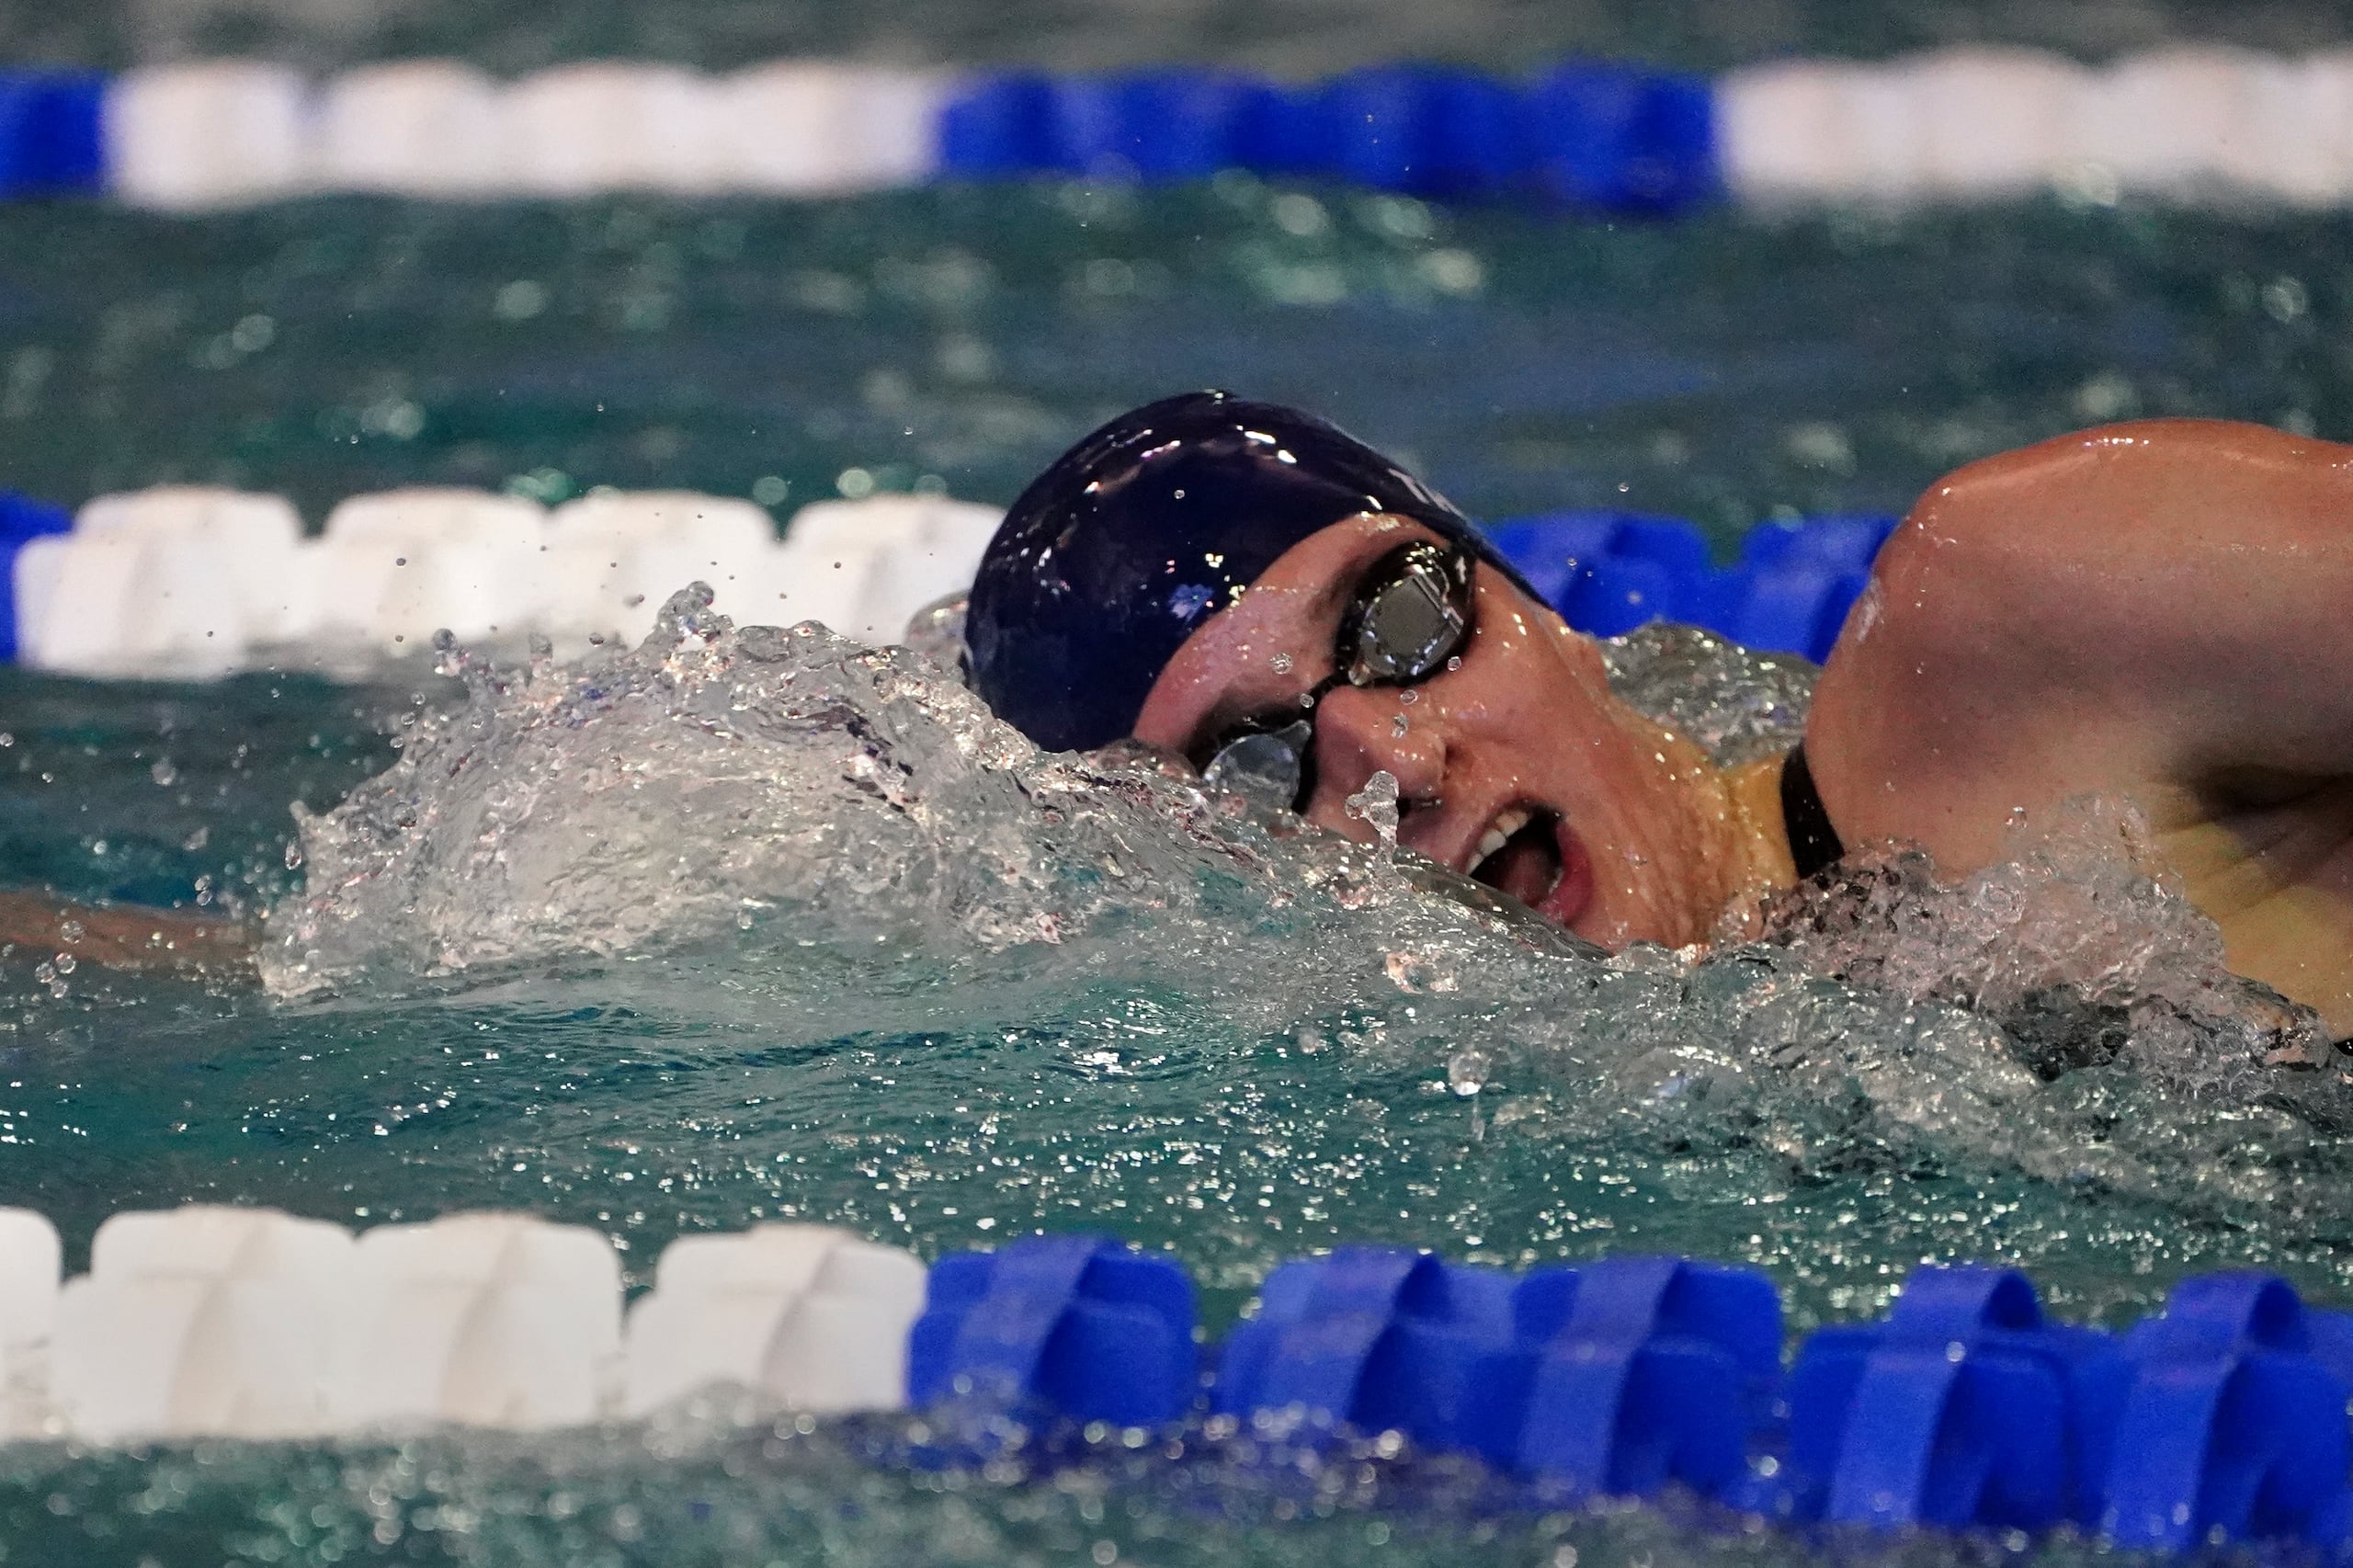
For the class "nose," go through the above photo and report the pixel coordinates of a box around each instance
[1301,682,1447,837]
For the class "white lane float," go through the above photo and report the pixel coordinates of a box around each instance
[7,487,1006,679]
[623,1224,926,1415]
[0,1205,928,1441]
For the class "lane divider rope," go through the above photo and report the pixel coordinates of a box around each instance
[5,48,2353,210]
[0,483,1881,677]
[0,1204,2346,1553]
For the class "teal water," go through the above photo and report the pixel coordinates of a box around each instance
[5,2,2353,1558]
[0,604,2346,1564]
[1,192,2347,541]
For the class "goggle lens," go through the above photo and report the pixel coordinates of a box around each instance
[1346,544,1471,684]
[1200,540,1474,814]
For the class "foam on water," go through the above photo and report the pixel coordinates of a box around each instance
[260,586,1599,997]
[4,600,2351,1559]
[257,595,2353,1260]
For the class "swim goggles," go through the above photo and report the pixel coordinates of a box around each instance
[1197,537,1474,813]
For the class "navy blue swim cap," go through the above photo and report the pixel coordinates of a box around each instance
[966,391,1532,754]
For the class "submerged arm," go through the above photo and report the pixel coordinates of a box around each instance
[0,890,258,983]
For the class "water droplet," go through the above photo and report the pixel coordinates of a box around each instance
[284,841,304,869]
[1445,655,1462,672]
[149,758,176,787]
[1397,687,1417,704]
[1269,652,1293,676]
[1344,770,1401,846]
[1391,714,1408,738]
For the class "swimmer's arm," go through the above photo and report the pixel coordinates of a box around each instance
[1809,417,2353,865]
[0,890,258,982]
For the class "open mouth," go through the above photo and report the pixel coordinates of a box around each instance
[1465,803,1593,928]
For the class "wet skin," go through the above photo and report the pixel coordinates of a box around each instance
[1135,420,2353,1037]
[1131,512,1797,951]
[1811,418,2353,1038]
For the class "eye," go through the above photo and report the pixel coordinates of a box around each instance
[1342,542,1472,686]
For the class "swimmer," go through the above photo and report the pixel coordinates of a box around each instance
[6,392,2351,1039]
[964,392,2353,1035]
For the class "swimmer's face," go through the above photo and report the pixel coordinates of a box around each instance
[1132,513,1731,949]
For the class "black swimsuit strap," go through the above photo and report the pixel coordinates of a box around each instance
[1780,742,1846,881]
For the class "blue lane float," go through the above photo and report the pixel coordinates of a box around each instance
[1207,1249,1779,1498]
[2100,1272,2353,1551]
[934,61,1718,210]
[1511,1255,1781,1500]
[913,1247,2353,1557]
[1484,507,1894,662]
[0,490,71,663]
[1779,1266,2122,1532]
[909,1233,1199,1427]
[0,69,106,198]
[1212,1247,1527,1460]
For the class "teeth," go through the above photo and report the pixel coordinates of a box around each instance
[1469,806,1533,876]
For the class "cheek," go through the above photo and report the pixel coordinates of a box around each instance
[1443,623,1587,731]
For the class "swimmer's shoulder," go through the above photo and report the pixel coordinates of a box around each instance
[1802,418,2353,867]
[1844,418,2353,654]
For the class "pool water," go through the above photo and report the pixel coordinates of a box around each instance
[0,600,2347,1562]
[8,3,2353,1562]
[5,190,2350,544]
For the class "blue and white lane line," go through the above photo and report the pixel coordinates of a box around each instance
[4,48,2353,210]
[2,1203,2350,1554]
[0,483,1877,676]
